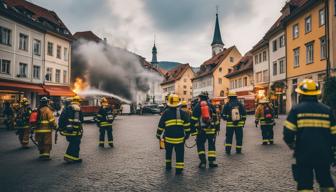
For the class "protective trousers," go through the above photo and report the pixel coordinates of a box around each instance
[18,128,30,147]
[260,125,274,143]
[295,164,335,191]
[225,127,243,152]
[64,136,81,161]
[165,142,184,172]
[99,126,113,145]
[35,132,52,157]
[196,131,216,163]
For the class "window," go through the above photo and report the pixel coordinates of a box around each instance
[305,16,312,33]
[256,72,262,83]
[306,42,314,64]
[0,59,10,74]
[279,35,285,48]
[238,79,242,88]
[320,37,326,60]
[272,40,277,52]
[273,61,278,76]
[230,81,234,89]
[55,69,61,83]
[19,33,28,51]
[19,63,28,78]
[243,77,248,86]
[183,91,187,95]
[64,48,68,61]
[293,24,299,39]
[57,45,61,59]
[293,48,300,68]
[263,70,269,82]
[255,55,258,64]
[230,57,234,63]
[263,51,267,61]
[219,67,222,72]
[279,59,285,74]
[292,79,298,105]
[183,85,187,89]
[319,9,325,26]
[259,53,262,63]
[63,70,68,83]
[234,79,238,88]
[33,39,41,56]
[33,65,40,79]
[0,26,11,46]
[218,78,222,84]
[47,42,53,56]
[46,67,52,81]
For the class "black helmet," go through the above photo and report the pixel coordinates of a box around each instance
[40,97,49,105]
[199,91,209,100]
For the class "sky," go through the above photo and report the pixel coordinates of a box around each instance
[32,0,287,67]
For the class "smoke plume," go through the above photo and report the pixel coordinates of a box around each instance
[71,40,162,101]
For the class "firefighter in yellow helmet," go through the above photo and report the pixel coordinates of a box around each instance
[156,94,190,175]
[180,100,192,116]
[221,91,247,154]
[58,96,84,163]
[284,79,336,191]
[14,97,32,148]
[35,97,57,160]
[95,97,115,148]
[255,98,275,145]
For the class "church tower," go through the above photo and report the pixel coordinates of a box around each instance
[211,8,224,56]
[151,37,158,66]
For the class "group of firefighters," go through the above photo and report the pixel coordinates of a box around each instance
[157,79,336,192]
[8,95,116,163]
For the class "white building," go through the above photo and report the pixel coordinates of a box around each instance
[0,0,73,111]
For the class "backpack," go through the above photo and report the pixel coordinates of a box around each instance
[231,104,241,122]
[200,101,211,127]
[264,105,273,122]
[29,110,39,124]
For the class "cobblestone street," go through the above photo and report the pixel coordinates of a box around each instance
[0,115,301,191]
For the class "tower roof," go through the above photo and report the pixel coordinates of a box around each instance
[211,13,224,46]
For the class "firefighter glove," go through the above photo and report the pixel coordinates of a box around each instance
[156,134,161,140]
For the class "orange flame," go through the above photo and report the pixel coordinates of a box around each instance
[72,77,88,94]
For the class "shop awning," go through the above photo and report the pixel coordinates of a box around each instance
[0,80,45,93]
[43,85,75,97]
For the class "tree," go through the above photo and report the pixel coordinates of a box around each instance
[322,77,336,115]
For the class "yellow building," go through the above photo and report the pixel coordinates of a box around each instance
[284,0,327,109]
[161,64,195,102]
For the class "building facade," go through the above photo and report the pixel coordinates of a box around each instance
[284,0,327,109]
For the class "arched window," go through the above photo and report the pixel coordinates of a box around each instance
[220,90,225,97]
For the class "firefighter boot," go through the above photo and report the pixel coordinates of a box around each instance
[225,147,231,155]
[236,148,242,154]
[109,142,114,148]
[175,169,183,175]
[99,142,104,148]
[209,161,218,168]
[198,161,206,169]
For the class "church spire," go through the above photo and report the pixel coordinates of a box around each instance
[211,6,224,56]
[151,35,158,65]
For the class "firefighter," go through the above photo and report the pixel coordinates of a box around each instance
[221,91,247,155]
[255,98,275,145]
[35,97,57,160]
[284,79,336,191]
[58,96,84,163]
[180,100,192,116]
[95,97,114,148]
[191,92,220,168]
[156,94,190,175]
[14,97,32,148]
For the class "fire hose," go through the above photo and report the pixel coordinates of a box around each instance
[29,127,38,147]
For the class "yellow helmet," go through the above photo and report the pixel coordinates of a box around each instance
[20,97,29,105]
[228,91,237,97]
[72,96,81,104]
[100,97,109,106]
[295,79,321,96]
[181,100,188,107]
[167,94,181,107]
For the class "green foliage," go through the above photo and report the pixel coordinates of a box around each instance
[322,77,336,110]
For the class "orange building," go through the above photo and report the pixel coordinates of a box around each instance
[283,0,327,109]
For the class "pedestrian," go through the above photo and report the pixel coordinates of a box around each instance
[156,94,190,175]
[95,97,114,148]
[284,79,336,191]
[58,96,84,163]
[255,98,275,145]
[221,91,247,155]
[14,98,32,148]
[34,97,57,160]
[3,101,14,130]
[191,92,220,168]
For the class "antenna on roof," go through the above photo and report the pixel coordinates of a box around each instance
[154,33,156,45]
[216,5,219,15]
